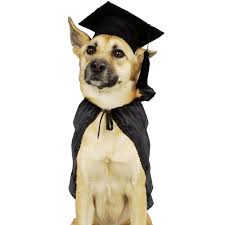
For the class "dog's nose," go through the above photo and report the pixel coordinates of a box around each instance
[90,60,106,73]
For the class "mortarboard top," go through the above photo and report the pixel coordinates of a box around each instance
[79,1,164,52]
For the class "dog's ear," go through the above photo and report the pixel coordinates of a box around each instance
[135,48,157,63]
[68,17,90,55]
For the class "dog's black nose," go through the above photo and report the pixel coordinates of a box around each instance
[90,60,106,73]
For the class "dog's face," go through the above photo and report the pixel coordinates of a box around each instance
[81,35,135,90]
[68,17,156,109]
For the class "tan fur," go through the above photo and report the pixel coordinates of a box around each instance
[68,17,155,225]
[71,214,153,225]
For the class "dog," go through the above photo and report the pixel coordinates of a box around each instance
[68,17,157,225]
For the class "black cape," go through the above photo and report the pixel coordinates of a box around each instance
[69,98,154,209]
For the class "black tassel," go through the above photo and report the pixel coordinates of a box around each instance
[136,50,150,89]
[136,50,156,101]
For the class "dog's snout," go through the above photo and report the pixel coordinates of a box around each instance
[85,59,118,88]
[90,60,106,73]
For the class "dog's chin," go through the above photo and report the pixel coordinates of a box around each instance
[81,78,138,110]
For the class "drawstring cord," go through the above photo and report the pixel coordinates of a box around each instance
[97,110,113,139]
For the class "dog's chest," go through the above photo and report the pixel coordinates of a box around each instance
[77,113,142,194]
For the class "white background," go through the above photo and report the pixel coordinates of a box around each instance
[0,0,224,224]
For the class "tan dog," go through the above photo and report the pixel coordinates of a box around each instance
[68,17,156,225]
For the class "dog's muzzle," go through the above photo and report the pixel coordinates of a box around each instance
[85,59,118,89]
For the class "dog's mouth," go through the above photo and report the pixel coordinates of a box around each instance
[86,76,119,89]
[86,78,104,89]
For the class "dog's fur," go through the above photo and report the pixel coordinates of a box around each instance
[68,17,156,225]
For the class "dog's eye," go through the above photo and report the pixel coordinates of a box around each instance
[86,46,96,55]
[113,49,125,58]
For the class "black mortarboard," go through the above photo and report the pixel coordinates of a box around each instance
[79,1,164,52]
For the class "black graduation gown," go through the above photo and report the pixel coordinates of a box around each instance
[69,98,154,209]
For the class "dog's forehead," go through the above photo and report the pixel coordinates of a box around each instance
[90,34,133,52]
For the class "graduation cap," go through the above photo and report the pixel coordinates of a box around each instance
[78,1,164,101]
[79,1,164,52]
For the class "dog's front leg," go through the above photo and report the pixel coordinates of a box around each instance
[75,168,94,225]
[127,171,147,225]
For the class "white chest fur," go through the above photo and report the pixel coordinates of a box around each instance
[77,112,143,221]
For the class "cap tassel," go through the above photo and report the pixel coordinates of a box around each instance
[136,50,156,101]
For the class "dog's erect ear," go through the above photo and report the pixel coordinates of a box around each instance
[68,17,90,52]
[135,48,157,63]
[147,49,157,58]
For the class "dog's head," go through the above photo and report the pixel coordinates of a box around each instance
[68,17,156,109]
